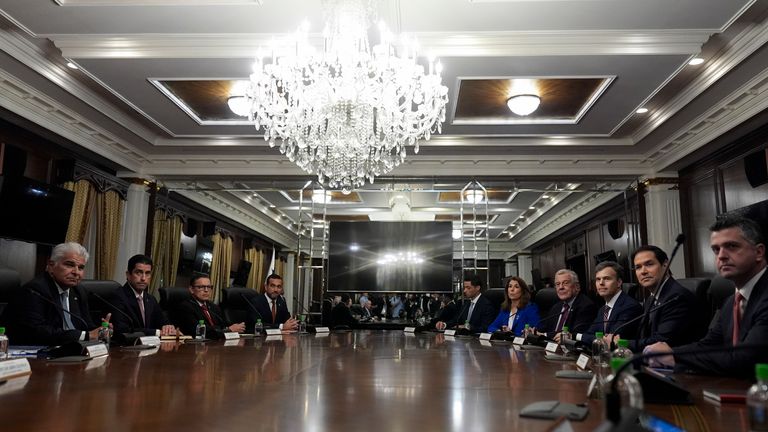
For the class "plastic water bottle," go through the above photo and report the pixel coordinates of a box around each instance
[464,320,471,332]
[299,315,307,333]
[254,319,264,336]
[592,331,606,366]
[560,326,572,354]
[612,339,633,360]
[604,357,644,420]
[0,327,8,360]
[195,319,206,340]
[523,324,533,338]
[98,321,111,346]
[748,363,768,431]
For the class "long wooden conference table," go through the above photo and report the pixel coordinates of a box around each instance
[0,331,752,431]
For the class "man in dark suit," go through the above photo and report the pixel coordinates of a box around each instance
[112,254,178,337]
[577,261,642,346]
[435,275,496,333]
[610,245,697,351]
[175,275,245,339]
[7,242,107,345]
[331,293,359,328]
[646,215,768,375]
[246,274,299,331]
[537,269,597,341]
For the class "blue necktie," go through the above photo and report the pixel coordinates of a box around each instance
[60,291,75,330]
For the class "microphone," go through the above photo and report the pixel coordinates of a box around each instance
[240,293,265,333]
[491,311,518,340]
[27,287,92,330]
[293,295,313,318]
[90,291,138,332]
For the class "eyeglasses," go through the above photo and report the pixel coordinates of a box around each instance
[192,285,213,291]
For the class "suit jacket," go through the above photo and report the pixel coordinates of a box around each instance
[445,294,497,333]
[580,291,643,346]
[629,277,698,352]
[112,283,170,336]
[675,269,768,376]
[488,303,540,335]
[174,299,230,340]
[539,293,598,339]
[331,303,359,329]
[246,293,292,331]
[7,273,96,345]
[430,301,458,327]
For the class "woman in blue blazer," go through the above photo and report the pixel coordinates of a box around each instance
[488,277,540,335]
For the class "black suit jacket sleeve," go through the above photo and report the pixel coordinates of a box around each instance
[174,300,229,340]
[7,274,95,345]
[445,295,496,333]
[675,271,768,376]
[331,304,359,328]
[630,279,698,351]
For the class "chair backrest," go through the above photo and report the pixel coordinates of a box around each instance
[533,287,558,314]
[321,299,333,326]
[159,287,193,325]
[708,276,736,314]
[79,279,122,325]
[676,277,712,339]
[0,268,21,321]
[621,282,642,302]
[221,287,259,324]
[483,289,506,312]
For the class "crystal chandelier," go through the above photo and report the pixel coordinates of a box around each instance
[245,0,449,194]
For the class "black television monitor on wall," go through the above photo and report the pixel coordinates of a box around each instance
[0,175,75,245]
[328,221,453,293]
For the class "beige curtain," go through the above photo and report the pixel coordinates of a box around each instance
[244,247,265,290]
[276,255,286,279]
[210,232,233,303]
[94,190,124,279]
[62,180,96,244]
[149,210,183,294]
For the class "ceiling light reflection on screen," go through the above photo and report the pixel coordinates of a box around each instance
[376,251,425,265]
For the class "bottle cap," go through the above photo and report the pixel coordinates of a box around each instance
[257,319,262,323]
[198,319,204,324]
[524,324,530,328]
[101,321,109,327]
[562,326,569,332]
[0,327,5,335]
[756,364,768,380]
[610,357,628,372]
[617,339,629,348]
[595,331,604,338]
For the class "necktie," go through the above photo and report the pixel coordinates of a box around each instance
[136,295,146,326]
[603,305,611,332]
[555,303,570,332]
[639,296,654,338]
[271,299,277,323]
[60,291,75,330]
[467,301,476,323]
[201,303,215,327]
[732,291,744,346]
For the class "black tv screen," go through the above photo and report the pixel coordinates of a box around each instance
[328,221,453,293]
[0,175,75,245]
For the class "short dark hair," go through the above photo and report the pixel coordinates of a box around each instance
[127,254,153,272]
[265,274,282,285]
[463,274,483,289]
[631,245,668,265]
[340,293,351,304]
[189,273,210,286]
[595,260,623,280]
[710,214,765,245]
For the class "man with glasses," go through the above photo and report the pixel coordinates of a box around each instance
[247,274,298,332]
[175,274,245,339]
[536,269,597,341]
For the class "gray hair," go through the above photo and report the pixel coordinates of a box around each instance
[555,269,580,286]
[50,242,89,263]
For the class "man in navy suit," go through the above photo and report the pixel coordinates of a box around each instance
[6,242,106,345]
[175,275,245,339]
[112,254,178,337]
[537,269,597,341]
[646,215,768,375]
[246,274,299,331]
[610,245,698,352]
[435,275,496,333]
[577,261,642,346]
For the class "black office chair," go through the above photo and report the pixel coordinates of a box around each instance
[321,299,333,326]
[80,279,122,325]
[484,289,506,311]
[0,268,21,321]
[159,286,192,324]
[707,276,736,329]
[677,277,712,339]
[621,282,642,302]
[533,287,558,314]
[221,287,259,325]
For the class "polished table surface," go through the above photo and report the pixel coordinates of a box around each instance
[0,331,753,432]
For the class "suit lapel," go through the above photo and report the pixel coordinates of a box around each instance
[738,270,768,340]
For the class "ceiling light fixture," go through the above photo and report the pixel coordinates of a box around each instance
[506,94,541,116]
[452,229,462,240]
[688,57,705,66]
[227,80,250,117]
[636,107,649,114]
[65,61,78,70]
[464,189,485,204]
[245,0,448,194]
[312,189,332,204]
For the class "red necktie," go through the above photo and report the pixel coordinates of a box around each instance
[732,291,743,346]
[202,303,215,327]
[271,300,277,323]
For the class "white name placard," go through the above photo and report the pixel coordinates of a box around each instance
[545,342,559,353]
[403,327,416,333]
[139,347,159,357]
[480,340,492,347]
[139,336,161,346]
[444,330,457,336]
[223,332,240,340]
[86,343,109,358]
[223,339,241,346]
[0,358,31,381]
[265,329,282,336]
[479,332,493,341]
[512,337,525,346]
[313,327,330,333]
[576,353,591,370]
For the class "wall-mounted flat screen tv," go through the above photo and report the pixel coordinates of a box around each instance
[0,175,75,245]
[328,221,453,293]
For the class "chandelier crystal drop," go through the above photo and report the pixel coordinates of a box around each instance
[245,0,449,194]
